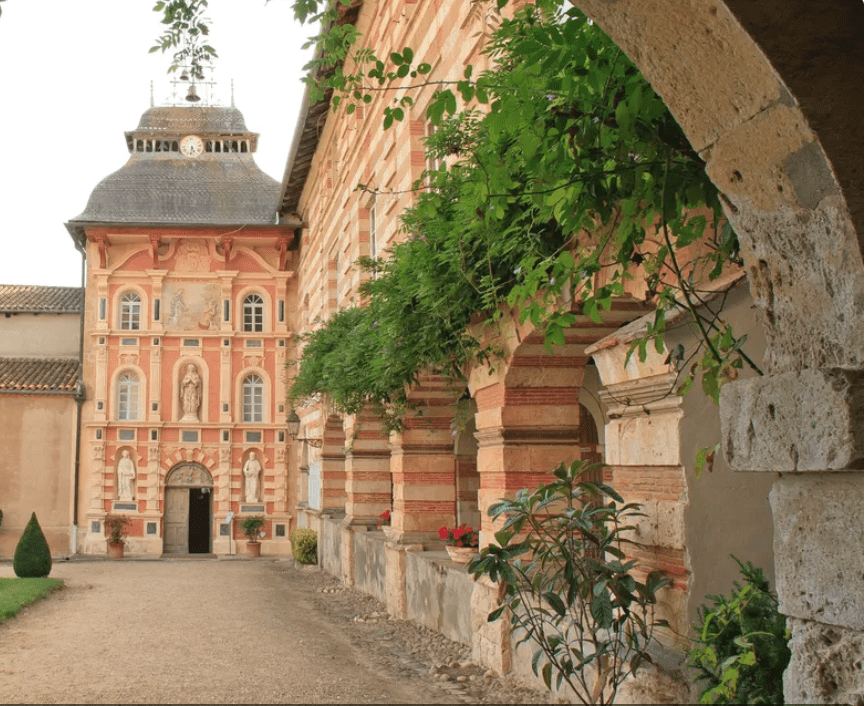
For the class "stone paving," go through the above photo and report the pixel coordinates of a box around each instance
[0,558,558,704]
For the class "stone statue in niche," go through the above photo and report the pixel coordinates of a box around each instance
[117,450,136,501]
[180,363,202,422]
[243,452,262,502]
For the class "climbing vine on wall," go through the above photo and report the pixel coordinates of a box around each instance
[152,1,762,447]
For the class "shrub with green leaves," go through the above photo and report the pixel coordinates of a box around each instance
[290,528,317,565]
[469,459,671,704]
[13,512,52,578]
[687,557,790,704]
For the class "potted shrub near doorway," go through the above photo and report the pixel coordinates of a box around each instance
[104,514,130,559]
[241,515,266,557]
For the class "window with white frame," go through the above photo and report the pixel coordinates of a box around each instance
[242,374,264,422]
[117,372,140,420]
[119,291,141,330]
[243,294,264,332]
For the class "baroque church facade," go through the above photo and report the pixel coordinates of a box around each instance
[65,105,301,556]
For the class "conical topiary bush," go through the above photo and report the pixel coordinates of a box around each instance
[13,512,52,578]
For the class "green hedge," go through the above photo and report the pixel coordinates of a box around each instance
[290,528,317,564]
[13,513,52,578]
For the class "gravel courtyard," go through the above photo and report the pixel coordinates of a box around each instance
[0,558,555,704]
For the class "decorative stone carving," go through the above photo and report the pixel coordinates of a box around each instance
[120,353,139,366]
[148,446,160,462]
[175,240,211,272]
[93,444,104,460]
[243,452,263,502]
[180,363,202,422]
[166,464,212,487]
[117,450,136,501]
[244,354,264,368]
[219,447,231,463]
[276,447,286,463]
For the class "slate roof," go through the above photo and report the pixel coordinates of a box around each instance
[0,285,82,313]
[70,155,281,225]
[69,105,281,226]
[0,357,80,394]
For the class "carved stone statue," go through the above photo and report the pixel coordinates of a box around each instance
[180,363,202,422]
[117,450,136,501]
[243,452,262,502]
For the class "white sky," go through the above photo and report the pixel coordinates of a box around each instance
[0,0,314,287]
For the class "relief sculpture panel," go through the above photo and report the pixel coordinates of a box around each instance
[163,283,220,331]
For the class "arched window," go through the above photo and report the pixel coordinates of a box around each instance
[243,294,264,332]
[120,291,141,330]
[242,375,264,422]
[117,373,140,420]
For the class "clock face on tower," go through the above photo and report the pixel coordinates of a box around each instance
[180,135,205,158]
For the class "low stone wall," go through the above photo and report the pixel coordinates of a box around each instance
[405,548,474,646]
[319,516,342,577]
[353,530,387,603]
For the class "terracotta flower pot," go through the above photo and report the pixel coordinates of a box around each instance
[108,541,125,559]
[446,545,477,564]
[246,541,261,557]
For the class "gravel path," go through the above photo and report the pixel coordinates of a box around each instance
[0,558,557,704]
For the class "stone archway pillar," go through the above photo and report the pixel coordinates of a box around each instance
[388,374,463,541]
[721,370,863,704]
[340,408,391,586]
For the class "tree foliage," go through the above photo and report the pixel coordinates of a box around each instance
[468,460,672,704]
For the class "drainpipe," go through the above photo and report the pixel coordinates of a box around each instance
[70,234,87,555]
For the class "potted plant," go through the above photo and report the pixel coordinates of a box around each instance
[241,515,266,557]
[378,509,398,541]
[439,523,479,563]
[104,514,130,559]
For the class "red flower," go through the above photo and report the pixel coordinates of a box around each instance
[438,526,449,540]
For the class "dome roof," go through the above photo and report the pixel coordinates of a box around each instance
[69,105,280,226]
[71,153,280,225]
[134,106,250,134]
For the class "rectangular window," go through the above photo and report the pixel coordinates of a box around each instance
[223,339,230,347]
[222,430,230,442]
[91,521,101,534]
[183,339,200,347]
[146,522,158,535]
[181,430,199,443]
[150,429,158,441]
[153,299,161,321]
[223,299,230,323]
[242,376,264,423]
[274,524,287,538]
[118,429,135,441]
[98,337,105,345]
[151,402,158,411]
[219,524,230,537]
[277,431,285,443]
[99,298,106,320]
[222,403,229,413]
[245,431,262,443]
[278,300,285,323]
[121,338,137,346]
[245,339,262,348]
[95,428,103,440]
[153,338,160,346]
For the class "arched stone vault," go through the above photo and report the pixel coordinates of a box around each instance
[571,2,863,702]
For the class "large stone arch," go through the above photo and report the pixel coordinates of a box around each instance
[571,2,863,703]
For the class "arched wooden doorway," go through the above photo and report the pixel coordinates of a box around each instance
[164,463,214,554]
